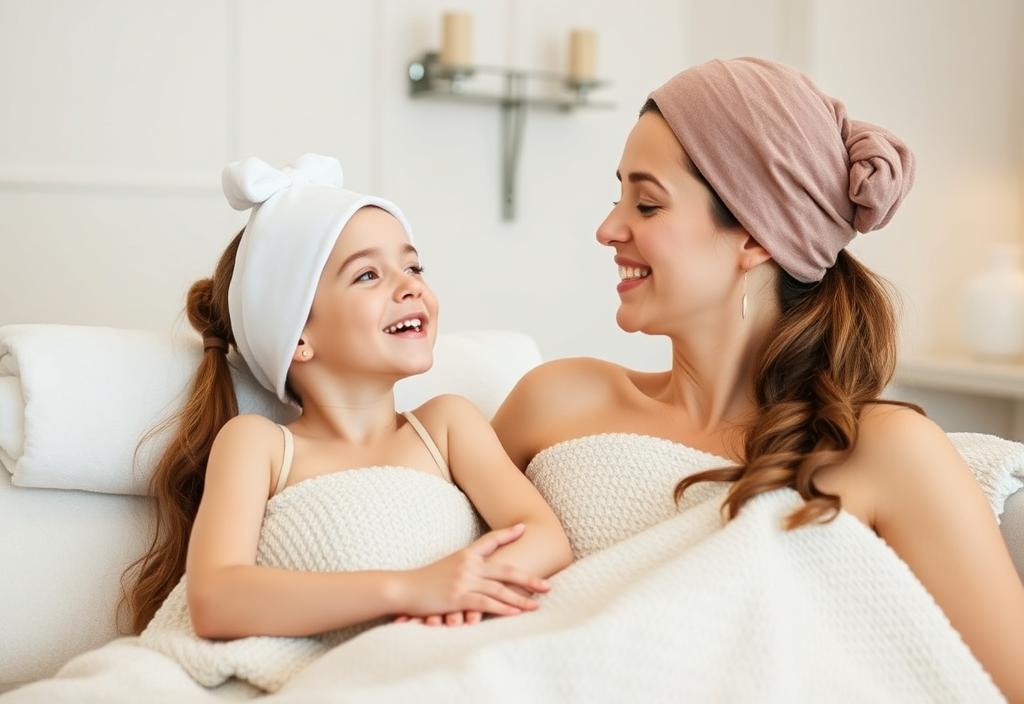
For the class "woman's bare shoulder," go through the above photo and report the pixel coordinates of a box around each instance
[853,402,951,475]
[502,357,629,412]
[492,357,632,469]
[523,355,630,386]
[814,403,955,526]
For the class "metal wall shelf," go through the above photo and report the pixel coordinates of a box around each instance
[407,51,614,220]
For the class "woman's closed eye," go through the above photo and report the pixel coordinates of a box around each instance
[611,201,660,216]
[406,264,425,276]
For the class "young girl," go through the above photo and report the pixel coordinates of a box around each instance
[123,153,572,691]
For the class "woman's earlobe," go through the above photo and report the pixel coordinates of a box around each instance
[740,233,773,270]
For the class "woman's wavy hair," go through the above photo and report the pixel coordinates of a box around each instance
[118,228,304,634]
[639,100,922,530]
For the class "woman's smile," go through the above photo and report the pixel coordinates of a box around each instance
[615,256,651,294]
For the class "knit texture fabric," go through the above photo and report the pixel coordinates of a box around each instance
[140,467,484,692]
[527,431,1024,559]
[15,434,1014,701]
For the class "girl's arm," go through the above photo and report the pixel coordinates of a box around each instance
[426,395,574,580]
[857,407,1024,702]
[186,414,544,639]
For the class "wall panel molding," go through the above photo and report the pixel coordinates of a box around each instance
[0,166,220,197]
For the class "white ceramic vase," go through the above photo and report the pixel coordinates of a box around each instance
[960,242,1024,361]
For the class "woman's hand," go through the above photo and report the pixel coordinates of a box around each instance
[395,523,550,620]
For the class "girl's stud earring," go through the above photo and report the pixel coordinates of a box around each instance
[301,349,311,359]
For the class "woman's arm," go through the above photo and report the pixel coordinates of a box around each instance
[186,414,543,639]
[492,358,611,471]
[491,371,546,471]
[857,407,1024,702]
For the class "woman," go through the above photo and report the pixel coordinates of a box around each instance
[493,58,1024,700]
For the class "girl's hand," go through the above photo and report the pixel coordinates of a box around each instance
[396,524,550,618]
[394,610,484,626]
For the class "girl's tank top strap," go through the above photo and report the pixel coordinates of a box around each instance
[401,411,453,483]
[273,424,295,497]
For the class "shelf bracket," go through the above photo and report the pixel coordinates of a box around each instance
[500,72,527,220]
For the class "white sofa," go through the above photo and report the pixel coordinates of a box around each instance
[0,328,545,692]
[1,326,1022,694]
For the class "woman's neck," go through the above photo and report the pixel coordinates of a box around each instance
[659,305,778,436]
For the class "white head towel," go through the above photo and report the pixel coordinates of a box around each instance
[224,153,413,405]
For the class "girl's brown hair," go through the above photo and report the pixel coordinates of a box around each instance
[119,230,258,634]
[639,100,922,529]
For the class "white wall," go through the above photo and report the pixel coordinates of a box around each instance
[2,0,1022,430]
[686,0,1024,354]
[0,0,686,370]
[683,0,1024,436]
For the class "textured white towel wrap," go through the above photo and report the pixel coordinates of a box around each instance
[224,154,413,405]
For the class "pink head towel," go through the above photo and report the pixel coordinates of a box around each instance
[649,57,915,283]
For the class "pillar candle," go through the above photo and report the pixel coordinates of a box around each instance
[440,12,473,70]
[568,29,597,82]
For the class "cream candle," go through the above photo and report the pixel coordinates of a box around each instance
[440,12,473,70]
[568,29,597,83]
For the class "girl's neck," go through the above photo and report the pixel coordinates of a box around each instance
[290,381,400,444]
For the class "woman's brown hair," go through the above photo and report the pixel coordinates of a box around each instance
[115,227,287,632]
[639,100,923,529]
[677,249,923,529]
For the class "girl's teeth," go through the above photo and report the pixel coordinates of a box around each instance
[385,318,424,334]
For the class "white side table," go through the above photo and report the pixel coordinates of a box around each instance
[895,355,1024,440]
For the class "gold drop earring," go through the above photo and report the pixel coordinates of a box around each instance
[741,270,748,320]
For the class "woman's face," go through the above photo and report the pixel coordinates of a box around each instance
[596,111,746,336]
[298,206,438,383]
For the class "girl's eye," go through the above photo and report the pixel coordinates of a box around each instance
[354,270,378,283]
[406,265,425,276]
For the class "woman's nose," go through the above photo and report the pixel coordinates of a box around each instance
[596,207,630,247]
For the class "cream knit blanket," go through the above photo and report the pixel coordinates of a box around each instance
[139,467,485,692]
[7,433,1016,702]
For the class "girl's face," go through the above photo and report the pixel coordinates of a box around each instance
[596,111,747,336]
[298,206,438,382]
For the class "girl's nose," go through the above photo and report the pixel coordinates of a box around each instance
[395,273,423,301]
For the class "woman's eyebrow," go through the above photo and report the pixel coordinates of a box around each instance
[615,170,669,193]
